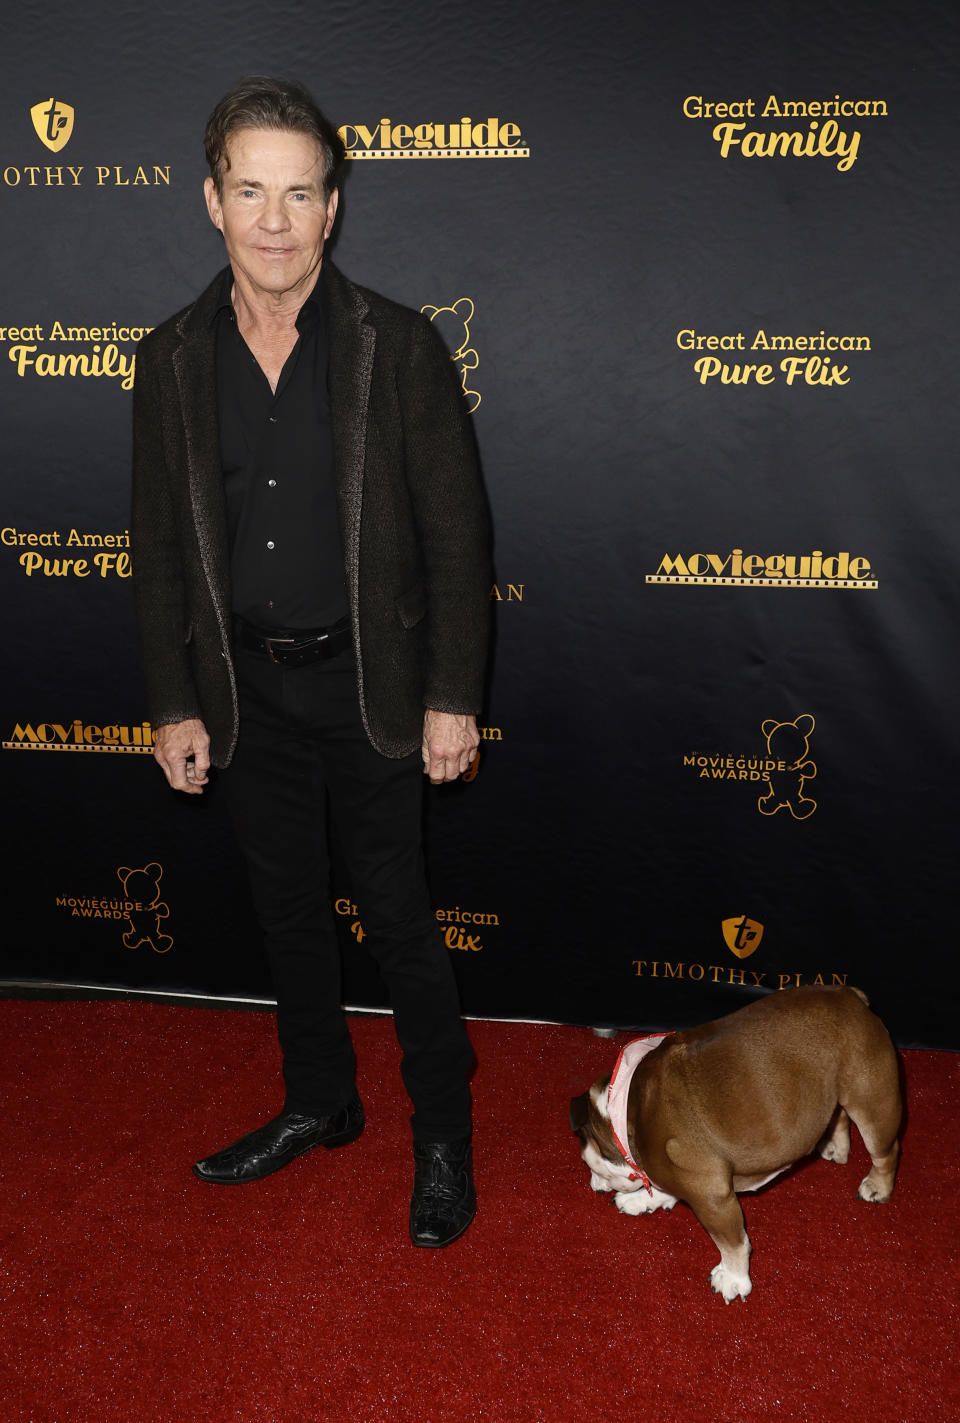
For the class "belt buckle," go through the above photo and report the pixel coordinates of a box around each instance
[264,633,296,664]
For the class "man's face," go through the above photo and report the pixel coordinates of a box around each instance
[203,127,338,302]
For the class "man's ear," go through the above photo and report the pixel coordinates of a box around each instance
[324,185,339,239]
[203,176,223,233]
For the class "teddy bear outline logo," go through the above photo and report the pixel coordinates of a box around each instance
[420,297,481,413]
[757,715,817,819]
[116,862,174,954]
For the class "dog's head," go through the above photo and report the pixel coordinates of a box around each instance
[570,1074,646,1196]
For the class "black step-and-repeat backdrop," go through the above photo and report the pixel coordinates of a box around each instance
[2,3,958,1047]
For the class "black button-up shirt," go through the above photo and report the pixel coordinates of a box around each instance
[214,268,349,631]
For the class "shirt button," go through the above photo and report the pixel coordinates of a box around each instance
[268,479,277,488]
[266,541,275,550]
[268,416,278,423]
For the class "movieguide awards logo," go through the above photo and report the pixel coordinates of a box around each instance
[56,862,174,954]
[682,91,888,170]
[676,326,871,388]
[682,714,818,820]
[6,96,173,187]
[3,719,154,752]
[338,115,528,160]
[647,547,877,590]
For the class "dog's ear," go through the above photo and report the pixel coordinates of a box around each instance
[570,1092,590,1132]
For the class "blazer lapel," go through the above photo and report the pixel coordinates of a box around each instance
[325,262,375,625]
[171,277,232,638]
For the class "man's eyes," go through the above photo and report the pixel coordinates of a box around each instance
[237,190,311,200]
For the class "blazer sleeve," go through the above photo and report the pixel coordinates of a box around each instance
[130,341,204,729]
[398,313,493,714]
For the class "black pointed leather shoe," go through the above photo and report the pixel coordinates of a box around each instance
[409,1137,476,1247]
[193,1096,364,1184]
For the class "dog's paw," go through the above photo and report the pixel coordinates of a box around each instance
[857,1174,893,1203]
[615,1189,656,1215]
[820,1139,850,1164]
[709,1262,752,1302]
[590,1171,614,1193]
[614,1185,677,1215]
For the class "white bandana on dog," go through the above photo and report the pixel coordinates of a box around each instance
[606,1034,669,1192]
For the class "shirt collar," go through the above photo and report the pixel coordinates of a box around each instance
[211,264,327,331]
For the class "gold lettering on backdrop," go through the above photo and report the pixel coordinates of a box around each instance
[682,93,888,170]
[4,166,170,188]
[55,866,174,953]
[751,330,871,353]
[677,329,870,386]
[677,329,870,354]
[682,753,785,782]
[0,324,150,392]
[7,343,136,389]
[761,95,888,119]
[648,549,876,590]
[693,354,848,386]
[3,528,132,579]
[0,324,152,343]
[335,898,499,951]
[2,720,154,751]
[711,120,861,171]
[16,550,131,578]
[680,713,818,814]
[631,961,849,990]
[338,116,528,159]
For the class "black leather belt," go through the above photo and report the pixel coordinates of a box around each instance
[235,616,351,667]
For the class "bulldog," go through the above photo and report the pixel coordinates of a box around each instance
[570,986,901,1302]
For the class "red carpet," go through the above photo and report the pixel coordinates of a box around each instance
[0,1000,957,1422]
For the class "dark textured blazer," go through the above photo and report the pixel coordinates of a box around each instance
[131,261,492,766]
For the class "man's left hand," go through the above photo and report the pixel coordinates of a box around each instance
[422,709,479,784]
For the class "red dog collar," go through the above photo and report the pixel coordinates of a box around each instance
[606,1034,670,1193]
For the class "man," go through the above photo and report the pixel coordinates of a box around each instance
[131,76,491,1248]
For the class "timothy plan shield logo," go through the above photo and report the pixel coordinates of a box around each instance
[31,98,74,152]
[722,915,765,959]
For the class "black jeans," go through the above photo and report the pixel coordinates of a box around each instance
[223,644,474,1141]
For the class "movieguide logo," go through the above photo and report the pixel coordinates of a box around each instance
[3,720,154,752]
[646,548,877,591]
[338,115,528,160]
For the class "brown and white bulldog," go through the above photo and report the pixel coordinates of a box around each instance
[570,986,901,1302]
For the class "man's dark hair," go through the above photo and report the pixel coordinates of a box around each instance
[204,76,345,197]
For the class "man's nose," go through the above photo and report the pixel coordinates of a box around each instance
[260,197,290,230]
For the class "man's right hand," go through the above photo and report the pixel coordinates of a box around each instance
[153,718,211,795]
